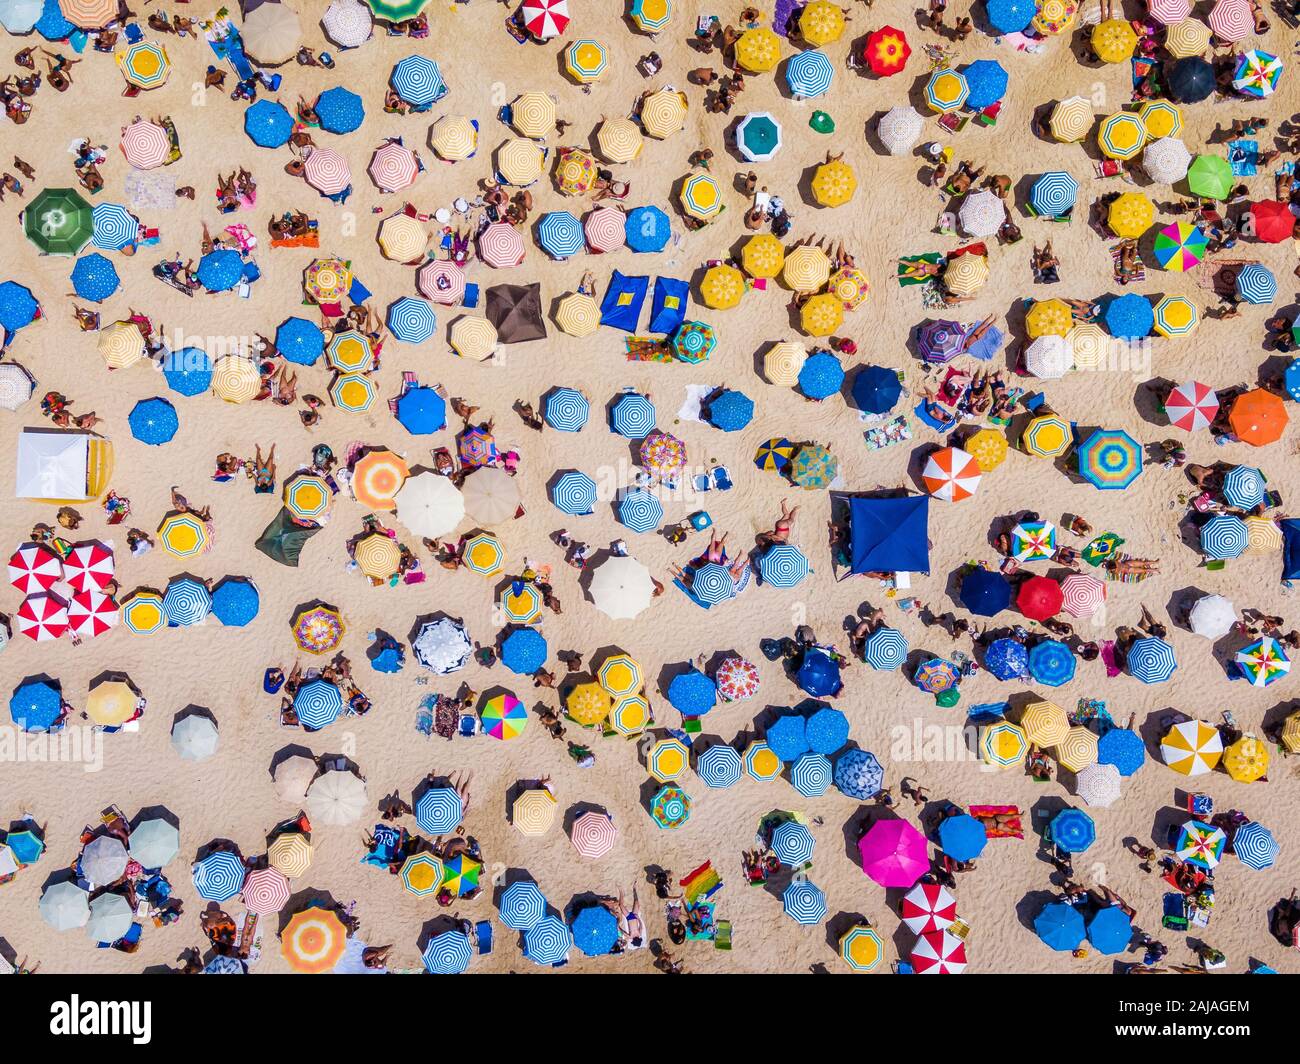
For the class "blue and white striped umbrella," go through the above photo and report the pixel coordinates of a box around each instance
[758,543,810,588]
[771,821,815,866]
[416,786,464,834]
[499,880,548,930]
[1236,263,1276,305]
[786,49,834,98]
[543,387,589,431]
[551,471,597,515]
[617,488,663,533]
[1222,465,1265,509]
[91,203,138,251]
[243,99,294,148]
[193,851,245,902]
[386,297,437,343]
[790,752,833,797]
[391,55,446,107]
[1028,639,1076,687]
[1029,171,1078,217]
[782,879,827,925]
[422,930,472,974]
[1128,637,1178,684]
[276,316,325,366]
[316,86,365,134]
[524,914,572,965]
[1233,820,1278,870]
[611,392,656,437]
[696,744,742,788]
[537,211,585,259]
[293,679,343,729]
[71,253,120,302]
[863,626,908,670]
[163,347,213,397]
[1201,513,1248,559]
[162,577,211,626]
[833,748,884,799]
[691,562,735,604]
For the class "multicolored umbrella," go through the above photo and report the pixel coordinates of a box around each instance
[1176,820,1226,869]
[1160,719,1223,776]
[650,785,692,829]
[1077,429,1142,490]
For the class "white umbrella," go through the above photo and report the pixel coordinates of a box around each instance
[171,714,219,761]
[1025,335,1073,379]
[82,835,128,885]
[322,0,372,46]
[957,189,1005,237]
[87,892,134,942]
[1189,594,1236,638]
[878,106,923,156]
[305,770,367,826]
[460,466,521,526]
[128,818,179,869]
[395,472,465,541]
[588,555,655,620]
[40,881,89,930]
[412,617,473,674]
[274,754,318,804]
[241,1,303,64]
[1142,137,1191,184]
[1074,762,1122,807]
[0,362,36,411]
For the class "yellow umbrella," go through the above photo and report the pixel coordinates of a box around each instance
[450,316,498,360]
[1108,191,1155,238]
[811,158,856,207]
[1223,736,1269,783]
[354,532,402,580]
[97,321,145,369]
[330,373,376,413]
[1165,18,1211,58]
[1066,323,1111,370]
[943,254,989,296]
[598,653,644,696]
[1138,100,1182,140]
[596,118,643,163]
[1055,725,1098,772]
[630,0,671,32]
[964,428,1007,471]
[1280,711,1300,754]
[829,266,869,310]
[513,788,557,836]
[564,39,608,84]
[284,473,332,521]
[463,531,504,576]
[158,513,210,558]
[352,450,409,510]
[326,329,374,372]
[839,925,885,972]
[648,737,690,782]
[800,0,845,45]
[700,264,745,310]
[1098,112,1147,160]
[782,245,831,293]
[1025,298,1072,338]
[1032,0,1076,33]
[121,590,166,634]
[400,854,444,895]
[268,833,313,878]
[764,341,806,385]
[640,88,687,139]
[610,695,651,735]
[678,172,723,221]
[1152,295,1199,338]
[741,234,785,278]
[555,147,597,196]
[1020,700,1070,746]
[281,908,347,974]
[1048,96,1092,142]
[1245,515,1282,554]
[735,27,781,72]
[117,40,169,89]
[497,138,544,186]
[510,92,555,139]
[430,115,477,161]
[86,679,138,726]
[567,682,611,726]
[555,293,600,337]
[1092,18,1137,62]
[211,355,260,403]
[980,721,1028,769]
[1022,414,1072,457]
[800,293,843,337]
[377,214,426,261]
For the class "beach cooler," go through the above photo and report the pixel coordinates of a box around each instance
[476,920,493,954]
[1186,793,1213,817]
[687,510,712,532]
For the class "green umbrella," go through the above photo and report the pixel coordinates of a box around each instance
[24,187,93,256]
[363,0,429,21]
[1186,155,1233,201]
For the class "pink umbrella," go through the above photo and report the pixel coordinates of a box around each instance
[303,148,351,195]
[912,929,968,973]
[716,656,760,701]
[16,593,68,641]
[584,207,626,253]
[8,543,63,595]
[242,867,292,915]
[569,809,617,858]
[1060,573,1106,618]
[416,259,467,305]
[119,119,171,169]
[367,141,420,193]
[478,221,526,268]
[900,881,957,934]
[1165,380,1219,432]
[1146,0,1191,23]
[67,590,118,638]
[858,819,929,888]
[1208,0,1251,41]
[64,541,114,594]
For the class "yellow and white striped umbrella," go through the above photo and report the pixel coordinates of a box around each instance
[555,293,600,337]
[211,355,260,403]
[354,532,402,580]
[764,341,807,385]
[782,245,831,293]
[497,138,545,186]
[596,117,643,163]
[378,214,427,261]
[1165,18,1211,58]
[943,254,989,296]
[1020,700,1069,746]
[640,88,687,139]
[1066,322,1111,369]
[430,115,477,161]
[97,320,145,369]
[268,833,313,878]
[1244,515,1282,553]
[1160,719,1223,775]
[511,92,556,139]
[450,316,498,360]
[1055,725,1098,772]
[513,788,557,836]
[158,513,210,558]
[1048,96,1092,142]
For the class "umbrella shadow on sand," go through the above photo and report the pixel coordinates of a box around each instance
[561,801,611,837]
[1148,804,1190,852]
[1015,888,1062,934]
[269,743,318,779]
[418,913,469,952]
[1136,708,1184,764]
[278,887,343,936]
[194,837,243,865]
[130,804,180,834]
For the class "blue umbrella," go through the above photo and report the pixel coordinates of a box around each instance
[391,55,446,108]
[806,707,849,754]
[617,488,663,532]
[707,389,754,431]
[1035,901,1085,951]
[1168,56,1215,102]
[963,59,1008,109]
[798,351,845,400]
[501,627,548,674]
[786,49,833,98]
[610,392,655,437]
[415,786,463,834]
[293,679,343,729]
[961,567,1011,616]
[0,281,38,333]
[276,316,325,365]
[422,930,471,973]
[163,577,211,627]
[782,880,827,925]
[696,744,743,788]
[1236,263,1277,305]
[543,387,589,431]
[34,0,72,39]
[91,203,138,252]
[162,347,212,397]
[196,249,244,292]
[1286,357,1300,401]
[10,679,62,732]
[524,914,571,965]
[834,748,884,799]
[624,205,671,252]
[537,211,584,259]
[667,669,717,715]
[796,649,842,697]
[851,365,901,413]
[863,627,908,670]
[986,0,1035,33]
[1028,639,1076,687]
[193,851,245,902]
[394,385,446,435]
[1200,513,1248,559]
[1086,906,1133,955]
[689,561,735,605]
[1233,820,1279,870]
[386,297,437,343]
[1103,293,1153,339]
[938,814,987,861]
[1097,727,1145,776]
[70,253,119,302]
[571,905,619,956]
[128,397,178,445]
[551,471,597,515]
[766,713,810,761]
[316,86,365,134]
[758,543,810,588]
[984,638,1028,681]
[790,752,833,796]
[1050,808,1096,853]
[1128,636,1178,684]
[771,821,815,865]
[244,99,294,148]
[1029,171,1078,217]
[499,880,547,930]
[1222,465,1266,509]
[211,577,260,626]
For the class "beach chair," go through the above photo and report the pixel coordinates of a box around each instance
[458,714,480,738]
[913,402,959,433]
[476,920,493,954]
[714,920,732,950]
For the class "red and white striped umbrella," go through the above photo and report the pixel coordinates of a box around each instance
[16,593,69,641]
[912,929,968,974]
[8,543,63,595]
[303,148,352,195]
[1165,379,1219,432]
[1060,573,1106,618]
[521,0,570,39]
[584,207,626,253]
[1208,0,1252,41]
[67,590,118,638]
[478,221,526,268]
[416,259,467,305]
[367,142,420,193]
[921,446,982,502]
[569,809,617,858]
[119,119,171,169]
[1147,0,1191,23]
[64,541,114,594]
[242,867,292,915]
[901,881,957,934]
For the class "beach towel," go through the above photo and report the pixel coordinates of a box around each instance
[1228,140,1257,177]
[600,270,649,331]
[913,401,960,433]
[624,336,674,362]
[1081,532,1124,565]
[897,253,943,287]
[1101,639,1121,678]
[864,415,912,451]
[681,861,723,904]
[969,805,1024,839]
[1110,243,1147,284]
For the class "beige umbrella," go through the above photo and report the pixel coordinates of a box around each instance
[430,115,477,161]
[764,341,806,386]
[377,213,427,262]
[449,316,497,361]
[596,117,644,163]
[242,1,303,65]
[211,355,261,402]
[354,532,402,580]
[588,555,655,620]
[1049,96,1093,142]
[273,754,318,804]
[1066,323,1110,370]
[640,88,687,139]
[513,788,557,836]
[511,92,556,139]
[555,292,600,336]
[268,832,313,878]
[1165,17,1211,57]
[781,245,830,293]
[1055,726,1099,772]
[496,139,544,186]
[305,769,367,826]
[97,321,145,369]
[943,254,989,296]
[395,472,465,541]
[461,465,521,526]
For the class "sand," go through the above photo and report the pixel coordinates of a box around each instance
[0,0,1297,975]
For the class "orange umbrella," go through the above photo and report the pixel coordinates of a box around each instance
[1230,389,1288,447]
[281,907,347,973]
[351,449,410,510]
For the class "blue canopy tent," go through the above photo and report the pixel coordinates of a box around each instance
[849,496,930,574]
[1282,519,1300,579]
[599,271,648,331]
[648,275,688,334]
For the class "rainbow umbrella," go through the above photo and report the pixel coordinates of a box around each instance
[1077,429,1142,490]
[441,854,483,895]
[1153,222,1207,271]
[481,693,527,738]
[650,785,692,829]
[1234,637,1290,687]
[1233,49,1282,98]
[1175,820,1225,869]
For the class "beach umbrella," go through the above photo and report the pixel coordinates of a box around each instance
[754,436,796,473]
[429,115,477,162]
[1029,640,1076,687]
[210,577,259,627]
[962,59,1007,110]
[1245,516,1281,554]
[1033,0,1077,32]
[1234,821,1279,870]
[745,742,784,782]
[648,737,690,783]
[762,342,804,386]
[651,785,692,829]
[128,818,179,871]
[399,852,444,896]
[1223,464,1266,509]
[561,38,607,85]
[0,363,34,411]
[617,488,664,533]
[322,0,372,45]
[863,24,910,75]
[859,819,928,888]
[589,555,655,620]
[82,835,128,886]
[353,532,401,581]
[758,543,810,589]
[800,292,843,337]
[567,682,611,726]
[536,211,583,260]
[1164,14,1209,53]
[1149,0,1192,21]
[510,92,555,140]
[385,299,438,347]
[196,248,244,293]
[1077,428,1142,490]
[787,49,833,98]
[40,881,89,931]
[766,715,809,762]
[797,650,842,700]
[1235,637,1290,687]
[241,1,301,63]
[1025,336,1073,379]
[303,147,353,197]
[163,577,211,627]
[1048,96,1092,142]
[275,318,325,368]
[1248,198,1294,243]
[623,205,669,253]
[0,0,39,30]
[790,444,837,490]
[0,280,37,335]
[553,293,599,338]
[193,851,245,902]
[1035,901,1085,952]
[640,88,688,140]
[272,756,319,807]
[876,105,923,155]
[420,930,471,975]
[957,189,1004,237]
[1128,637,1178,684]
[1004,520,1057,562]
[1166,380,1218,431]
[667,669,716,715]
[735,112,782,163]
[282,908,347,974]
[120,590,165,635]
[1209,0,1251,39]
[918,318,969,361]
[783,245,830,294]
[409,616,472,676]
[501,627,548,676]
[1169,55,1216,101]
[1030,171,1077,218]
[925,68,969,114]
[70,253,119,303]
[961,568,1011,617]
[416,786,463,835]
[160,346,212,397]
[1143,136,1191,184]
[700,264,745,309]
[499,881,547,931]
[8,543,62,595]
[352,449,409,510]
[478,221,527,268]
[241,868,291,917]
[549,470,595,516]
[25,187,92,255]
[524,914,572,965]
[1022,413,1071,458]
[292,604,344,654]
[938,814,987,862]
[839,925,884,972]
[1093,727,1144,779]
[1137,101,1183,143]
[315,86,364,135]
[922,446,982,502]
[800,0,844,43]
[782,880,826,925]
[695,745,742,789]
[1059,573,1105,619]
[389,55,444,107]
[902,882,957,934]
[913,929,967,974]
[1230,389,1287,446]
[1152,296,1199,339]
[63,541,112,594]
[798,351,845,400]
[811,159,856,208]
[412,261,466,308]
[495,140,545,189]
[1236,263,1277,305]
[915,658,959,694]
[1074,761,1123,807]
[679,172,723,222]
[981,720,1028,767]
[1201,514,1248,559]
[851,367,901,417]
[1108,192,1155,240]
[520,0,567,37]
[715,657,760,703]
[541,387,588,433]
[1188,594,1236,639]
[461,532,504,577]
[1093,17,1137,61]
[1161,719,1223,775]
[1098,112,1145,160]
[733,24,781,71]
[282,473,332,524]
[293,679,343,730]
[1051,808,1097,854]
[501,583,543,626]
[85,678,137,727]
[210,355,260,403]
[1177,820,1227,868]
[629,0,670,31]
[586,123,642,171]
[1065,323,1108,370]
[86,893,134,944]
[367,141,420,193]
[1187,153,1234,201]
[1224,735,1269,782]
[118,40,169,90]
[640,430,687,479]
[833,749,883,799]
[158,512,210,560]
[707,389,754,432]
[1021,700,1069,747]
[1018,576,1063,621]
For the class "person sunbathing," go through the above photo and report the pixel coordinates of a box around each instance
[761,499,800,545]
